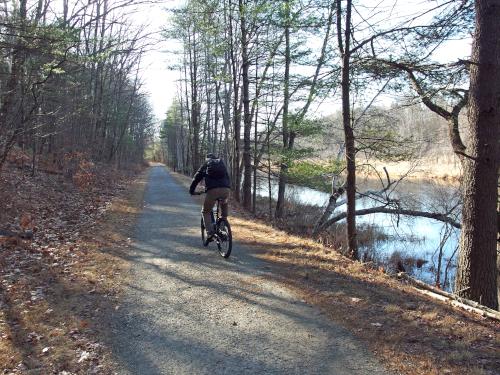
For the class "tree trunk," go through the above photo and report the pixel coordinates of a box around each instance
[229,4,241,201]
[0,0,27,174]
[240,0,252,209]
[275,0,291,219]
[189,31,200,171]
[455,0,499,310]
[338,0,358,259]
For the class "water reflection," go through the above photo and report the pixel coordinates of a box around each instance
[256,177,461,291]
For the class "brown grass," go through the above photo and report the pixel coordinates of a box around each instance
[170,168,500,375]
[0,165,148,374]
[365,157,463,182]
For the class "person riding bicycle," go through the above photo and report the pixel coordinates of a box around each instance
[189,153,231,237]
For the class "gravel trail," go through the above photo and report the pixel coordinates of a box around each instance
[107,166,391,375]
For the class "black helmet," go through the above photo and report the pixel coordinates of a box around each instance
[206,153,217,160]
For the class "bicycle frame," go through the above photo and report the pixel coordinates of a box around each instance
[195,191,222,227]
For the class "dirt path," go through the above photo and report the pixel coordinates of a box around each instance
[105,166,391,375]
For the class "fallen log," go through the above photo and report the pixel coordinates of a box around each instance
[396,272,500,321]
[12,164,64,176]
[323,206,461,230]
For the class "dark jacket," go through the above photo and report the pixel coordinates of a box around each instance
[189,160,231,194]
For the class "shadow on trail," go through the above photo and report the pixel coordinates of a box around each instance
[230,214,500,374]
[102,166,393,375]
[101,167,301,374]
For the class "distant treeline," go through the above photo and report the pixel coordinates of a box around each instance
[0,0,155,176]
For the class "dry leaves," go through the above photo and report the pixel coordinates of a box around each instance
[0,163,140,374]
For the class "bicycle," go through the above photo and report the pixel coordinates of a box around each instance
[193,192,232,258]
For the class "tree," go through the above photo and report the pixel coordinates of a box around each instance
[455,0,499,309]
[274,0,335,219]
[365,0,498,308]
[240,0,252,209]
[0,1,155,176]
[275,0,291,219]
[322,0,475,260]
[336,0,357,258]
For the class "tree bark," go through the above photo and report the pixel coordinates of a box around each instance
[0,0,27,174]
[189,31,200,171]
[253,45,259,213]
[240,0,252,209]
[275,0,291,219]
[338,0,358,259]
[228,3,241,201]
[455,0,499,310]
[313,182,345,235]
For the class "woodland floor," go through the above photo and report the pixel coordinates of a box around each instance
[0,163,498,375]
[0,163,145,374]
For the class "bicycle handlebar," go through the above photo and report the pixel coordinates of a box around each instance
[192,191,205,195]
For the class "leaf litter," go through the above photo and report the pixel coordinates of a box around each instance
[0,164,145,374]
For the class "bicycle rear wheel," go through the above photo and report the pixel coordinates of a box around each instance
[215,219,232,258]
[201,217,209,247]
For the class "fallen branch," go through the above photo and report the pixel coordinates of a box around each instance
[0,229,34,240]
[312,181,345,235]
[14,164,64,176]
[321,205,461,230]
[397,273,500,321]
[313,166,432,235]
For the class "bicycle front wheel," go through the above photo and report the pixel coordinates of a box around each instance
[215,219,232,258]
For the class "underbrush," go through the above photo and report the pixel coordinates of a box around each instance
[0,160,146,373]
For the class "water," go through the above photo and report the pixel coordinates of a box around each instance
[256,176,461,290]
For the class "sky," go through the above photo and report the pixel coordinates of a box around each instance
[132,0,472,121]
[132,0,185,120]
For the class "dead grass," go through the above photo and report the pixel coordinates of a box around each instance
[365,158,463,182]
[169,168,500,375]
[0,165,148,374]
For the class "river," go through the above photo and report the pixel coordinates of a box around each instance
[256,177,461,291]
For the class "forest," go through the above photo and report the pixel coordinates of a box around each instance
[0,0,499,373]
[157,0,499,310]
[0,0,155,176]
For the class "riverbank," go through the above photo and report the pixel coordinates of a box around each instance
[254,188,457,289]
[362,157,462,182]
[169,167,499,375]
[284,157,461,196]
[256,169,461,290]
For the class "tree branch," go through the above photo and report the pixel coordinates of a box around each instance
[321,206,461,231]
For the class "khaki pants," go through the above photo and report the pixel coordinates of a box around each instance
[203,187,230,233]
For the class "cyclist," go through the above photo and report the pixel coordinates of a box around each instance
[189,153,231,237]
